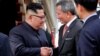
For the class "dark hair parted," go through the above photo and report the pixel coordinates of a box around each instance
[26,3,43,13]
[74,0,98,11]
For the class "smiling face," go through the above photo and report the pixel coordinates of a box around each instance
[56,5,67,24]
[56,5,72,24]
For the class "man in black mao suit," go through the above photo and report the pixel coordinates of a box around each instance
[74,0,100,56]
[54,0,83,56]
[0,33,12,56]
[9,3,52,56]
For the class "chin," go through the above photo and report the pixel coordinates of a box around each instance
[38,25,44,29]
[60,21,63,24]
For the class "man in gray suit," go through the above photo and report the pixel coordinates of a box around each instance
[54,0,83,56]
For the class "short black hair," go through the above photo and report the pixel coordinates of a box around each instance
[26,3,43,13]
[74,0,98,11]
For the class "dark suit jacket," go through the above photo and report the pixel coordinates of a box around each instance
[97,10,100,16]
[9,22,52,56]
[77,15,100,56]
[0,33,12,56]
[57,18,83,56]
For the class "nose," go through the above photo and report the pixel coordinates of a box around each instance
[56,16,60,20]
[56,14,60,19]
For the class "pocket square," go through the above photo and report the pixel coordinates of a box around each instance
[65,38,72,40]
[67,30,70,32]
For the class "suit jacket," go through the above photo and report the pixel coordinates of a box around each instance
[77,15,100,56]
[97,10,100,16]
[9,22,52,56]
[58,18,83,56]
[0,33,12,56]
[97,10,100,19]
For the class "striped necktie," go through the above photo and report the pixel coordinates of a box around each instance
[62,25,68,37]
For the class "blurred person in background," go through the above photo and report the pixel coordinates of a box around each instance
[0,33,12,56]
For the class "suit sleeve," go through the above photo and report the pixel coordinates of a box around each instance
[77,29,97,56]
[9,34,40,56]
[0,33,13,56]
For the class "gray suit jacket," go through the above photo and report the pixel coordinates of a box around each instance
[58,18,83,56]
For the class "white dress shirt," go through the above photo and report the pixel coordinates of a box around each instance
[82,12,97,23]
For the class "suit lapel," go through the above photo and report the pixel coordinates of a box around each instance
[59,25,65,46]
[59,19,78,52]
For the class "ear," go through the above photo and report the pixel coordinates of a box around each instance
[66,11,71,18]
[77,4,84,13]
[67,11,72,15]
[27,15,33,22]
[29,15,32,19]
[29,15,32,20]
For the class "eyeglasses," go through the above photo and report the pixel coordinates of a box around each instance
[31,15,45,20]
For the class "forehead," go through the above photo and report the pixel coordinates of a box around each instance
[56,5,64,13]
[36,9,45,16]
[56,5,62,11]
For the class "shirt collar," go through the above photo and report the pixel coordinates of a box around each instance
[66,16,77,27]
[82,12,97,23]
[23,22,39,35]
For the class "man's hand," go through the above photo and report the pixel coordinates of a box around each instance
[40,47,52,56]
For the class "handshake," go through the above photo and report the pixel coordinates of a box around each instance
[40,47,52,56]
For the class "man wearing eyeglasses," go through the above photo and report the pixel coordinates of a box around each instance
[9,3,53,56]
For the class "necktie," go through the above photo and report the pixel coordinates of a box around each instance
[62,25,68,37]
